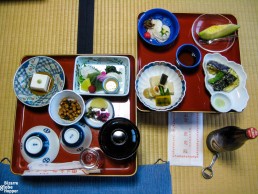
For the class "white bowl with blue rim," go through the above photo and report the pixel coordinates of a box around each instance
[13,56,65,107]
[60,122,92,154]
[135,61,186,111]
[20,126,60,163]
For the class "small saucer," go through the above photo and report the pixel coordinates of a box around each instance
[84,98,114,129]
[20,126,60,163]
[211,93,232,113]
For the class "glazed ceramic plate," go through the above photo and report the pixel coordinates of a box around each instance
[73,56,130,96]
[20,126,60,163]
[203,53,249,112]
[191,14,237,53]
[83,98,115,129]
[13,56,65,107]
[135,61,186,111]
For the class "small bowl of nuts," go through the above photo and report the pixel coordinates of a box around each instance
[48,90,85,126]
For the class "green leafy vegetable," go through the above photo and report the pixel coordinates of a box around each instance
[208,71,225,84]
[105,66,121,74]
[87,72,102,91]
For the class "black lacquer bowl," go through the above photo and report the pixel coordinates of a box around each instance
[98,117,140,160]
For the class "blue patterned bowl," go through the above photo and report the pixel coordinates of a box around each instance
[13,56,65,107]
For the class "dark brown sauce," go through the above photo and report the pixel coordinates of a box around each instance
[178,49,197,66]
[29,72,54,96]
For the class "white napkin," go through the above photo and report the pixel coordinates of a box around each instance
[22,161,101,176]
[168,112,203,166]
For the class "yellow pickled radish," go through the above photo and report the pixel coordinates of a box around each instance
[90,98,108,109]
[81,78,91,91]
[198,24,240,40]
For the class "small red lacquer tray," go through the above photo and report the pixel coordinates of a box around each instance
[11,55,137,176]
[137,13,241,112]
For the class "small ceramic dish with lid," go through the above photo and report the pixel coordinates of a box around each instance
[60,122,92,154]
[20,126,60,163]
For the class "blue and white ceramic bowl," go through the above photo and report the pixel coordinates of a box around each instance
[20,126,60,163]
[60,122,92,154]
[135,61,186,111]
[138,8,180,47]
[13,56,65,107]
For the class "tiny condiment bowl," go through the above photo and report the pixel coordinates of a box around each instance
[176,44,202,71]
[211,92,232,113]
[20,126,60,163]
[102,77,120,94]
[48,90,85,126]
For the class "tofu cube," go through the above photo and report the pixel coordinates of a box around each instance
[30,73,51,92]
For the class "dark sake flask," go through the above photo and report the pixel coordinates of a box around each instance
[206,126,258,153]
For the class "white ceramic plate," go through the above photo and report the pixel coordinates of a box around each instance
[203,53,249,112]
[73,56,130,96]
[83,98,115,128]
[20,126,60,163]
[135,61,186,111]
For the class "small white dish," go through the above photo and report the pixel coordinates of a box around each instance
[211,93,232,113]
[48,90,86,126]
[203,53,249,112]
[135,61,186,111]
[60,122,92,154]
[20,126,60,163]
[102,77,120,94]
[83,97,114,129]
[73,56,130,96]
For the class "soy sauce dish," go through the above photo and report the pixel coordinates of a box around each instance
[211,93,232,113]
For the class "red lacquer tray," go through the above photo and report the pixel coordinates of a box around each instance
[137,13,241,112]
[11,55,137,176]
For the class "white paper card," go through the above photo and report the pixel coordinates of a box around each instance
[168,112,203,166]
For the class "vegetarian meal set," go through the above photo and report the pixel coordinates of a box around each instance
[11,8,248,176]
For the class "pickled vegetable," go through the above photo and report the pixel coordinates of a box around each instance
[155,95,171,106]
[198,24,240,40]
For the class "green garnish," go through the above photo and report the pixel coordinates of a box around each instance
[161,28,168,36]
[105,66,121,74]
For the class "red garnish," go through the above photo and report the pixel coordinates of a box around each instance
[144,32,151,39]
[88,85,96,93]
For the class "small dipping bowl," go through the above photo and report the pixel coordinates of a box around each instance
[80,147,104,170]
[102,77,120,94]
[176,44,202,70]
[211,93,232,113]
